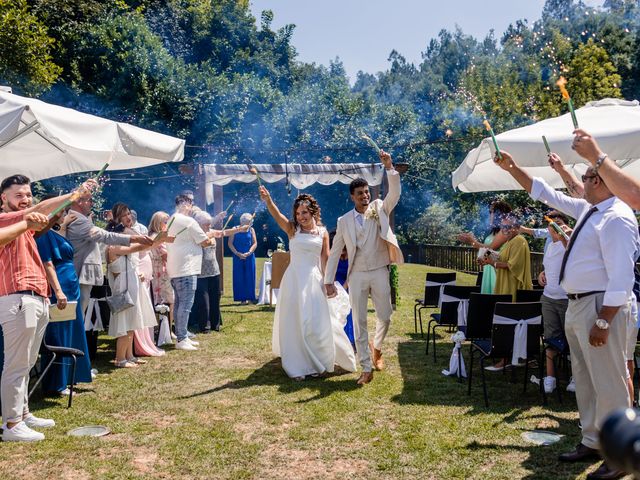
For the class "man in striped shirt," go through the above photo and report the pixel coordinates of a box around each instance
[0,174,96,442]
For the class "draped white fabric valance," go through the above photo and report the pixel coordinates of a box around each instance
[204,163,385,204]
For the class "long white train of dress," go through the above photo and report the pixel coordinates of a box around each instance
[272,228,357,378]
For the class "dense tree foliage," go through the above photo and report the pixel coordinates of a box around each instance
[2,0,640,246]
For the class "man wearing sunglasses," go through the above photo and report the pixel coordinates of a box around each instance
[494,148,638,480]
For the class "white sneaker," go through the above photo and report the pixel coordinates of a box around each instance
[566,377,576,392]
[543,376,557,394]
[187,331,196,338]
[90,368,97,380]
[170,332,177,340]
[2,422,45,442]
[175,339,197,351]
[24,414,55,428]
[187,338,199,346]
[59,388,71,396]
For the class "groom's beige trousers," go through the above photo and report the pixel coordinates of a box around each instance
[349,266,393,372]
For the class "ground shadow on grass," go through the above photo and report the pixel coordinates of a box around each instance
[393,337,595,479]
[180,358,361,402]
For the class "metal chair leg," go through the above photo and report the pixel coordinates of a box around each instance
[29,352,57,397]
[480,356,489,407]
[467,346,475,395]
[67,355,77,409]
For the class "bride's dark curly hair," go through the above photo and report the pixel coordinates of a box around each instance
[291,193,323,232]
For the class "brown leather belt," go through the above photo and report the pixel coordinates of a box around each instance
[566,291,604,301]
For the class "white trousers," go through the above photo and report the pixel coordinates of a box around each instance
[0,294,49,424]
[349,266,393,372]
[565,293,631,449]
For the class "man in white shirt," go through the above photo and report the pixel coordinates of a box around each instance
[130,210,148,236]
[166,194,215,351]
[535,211,572,394]
[495,149,639,480]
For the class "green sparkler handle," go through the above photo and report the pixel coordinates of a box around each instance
[488,128,503,160]
[362,133,381,155]
[550,221,570,242]
[542,135,551,155]
[95,162,110,179]
[568,98,579,129]
[175,227,188,236]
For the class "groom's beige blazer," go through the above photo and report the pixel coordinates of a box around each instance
[324,169,403,284]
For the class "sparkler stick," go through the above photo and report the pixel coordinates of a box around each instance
[361,132,381,155]
[175,227,188,236]
[556,77,579,129]
[483,119,502,160]
[222,214,234,230]
[223,200,235,214]
[545,215,570,242]
[47,161,111,219]
[542,135,551,155]
[249,166,262,187]
[166,216,176,231]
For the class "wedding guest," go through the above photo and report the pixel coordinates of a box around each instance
[458,200,512,293]
[189,211,223,333]
[149,212,174,334]
[480,213,533,301]
[229,213,257,304]
[166,194,217,351]
[130,209,148,235]
[330,231,355,346]
[495,149,638,480]
[108,203,165,361]
[35,204,92,395]
[0,174,96,442]
[535,211,571,394]
[67,195,152,363]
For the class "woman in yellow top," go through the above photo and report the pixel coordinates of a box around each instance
[480,214,533,371]
[481,214,533,301]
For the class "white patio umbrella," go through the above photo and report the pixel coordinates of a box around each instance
[452,98,640,192]
[0,91,185,181]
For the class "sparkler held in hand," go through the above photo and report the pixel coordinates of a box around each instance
[545,215,570,242]
[556,77,579,129]
[361,132,381,155]
[249,166,262,188]
[222,214,234,230]
[483,119,502,160]
[47,162,109,220]
[542,135,552,155]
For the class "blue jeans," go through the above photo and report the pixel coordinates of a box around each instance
[171,276,197,342]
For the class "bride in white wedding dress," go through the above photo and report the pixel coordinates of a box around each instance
[259,186,357,380]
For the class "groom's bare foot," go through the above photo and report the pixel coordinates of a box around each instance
[369,341,384,371]
[356,371,373,385]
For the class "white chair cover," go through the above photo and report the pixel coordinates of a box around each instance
[83,298,104,332]
[492,314,542,366]
[157,314,173,346]
[426,280,455,309]
[439,293,469,326]
[442,332,467,378]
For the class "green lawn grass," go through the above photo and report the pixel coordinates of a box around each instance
[0,259,613,479]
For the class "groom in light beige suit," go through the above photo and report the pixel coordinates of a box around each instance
[325,150,403,385]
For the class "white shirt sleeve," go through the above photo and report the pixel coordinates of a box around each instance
[188,218,209,244]
[599,215,638,306]
[532,228,550,239]
[530,177,588,221]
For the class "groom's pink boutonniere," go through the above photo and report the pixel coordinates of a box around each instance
[364,206,380,223]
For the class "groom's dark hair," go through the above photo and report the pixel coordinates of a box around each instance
[349,178,368,194]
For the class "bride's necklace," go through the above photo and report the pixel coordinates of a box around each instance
[300,224,318,235]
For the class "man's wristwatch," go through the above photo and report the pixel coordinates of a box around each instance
[594,153,607,173]
[595,318,610,330]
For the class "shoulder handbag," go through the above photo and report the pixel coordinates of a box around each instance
[106,254,135,314]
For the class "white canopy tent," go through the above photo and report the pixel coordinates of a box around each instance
[0,91,185,181]
[203,163,385,204]
[452,98,640,192]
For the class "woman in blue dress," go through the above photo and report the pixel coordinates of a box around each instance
[36,210,92,393]
[330,232,355,346]
[229,213,257,304]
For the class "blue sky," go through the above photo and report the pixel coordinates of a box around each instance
[249,1,605,81]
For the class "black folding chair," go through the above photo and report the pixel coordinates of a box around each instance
[515,289,544,303]
[414,272,456,337]
[465,293,512,341]
[427,285,479,362]
[29,340,85,409]
[467,301,545,407]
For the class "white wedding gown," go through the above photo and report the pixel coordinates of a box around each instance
[272,227,357,378]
